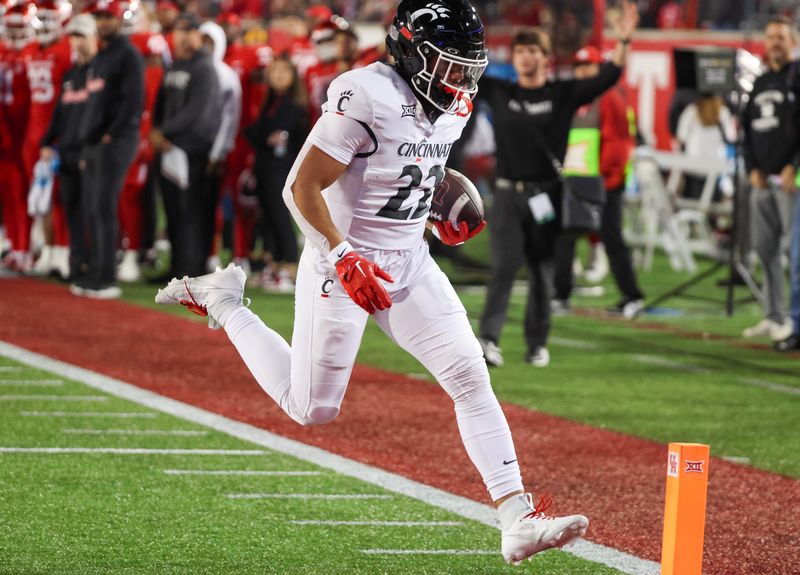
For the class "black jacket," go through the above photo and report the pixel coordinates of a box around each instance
[80,34,144,145]
[478,63,622,182]
[153,48,221,155]
[244,92,307,170]
[743,61,800,175]
[42,62,91,151]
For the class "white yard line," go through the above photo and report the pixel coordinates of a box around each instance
[0,340,660,575]
[361,549,496,555]
[227,493,393,500]
[738,378,800,396]
[164,470,320,476]
[292,520,463,527]
[548,337,600,351]
[0,366,24,372]
[63,429,209,436]
[0,447,269,455]
[0,379,63,386]
[21,411,157,418]
[630,354,711,374]
[0,395,107,401]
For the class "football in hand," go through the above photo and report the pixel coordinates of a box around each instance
[428,168,485,232]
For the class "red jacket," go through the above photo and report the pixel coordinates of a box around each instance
[599,88,634,191]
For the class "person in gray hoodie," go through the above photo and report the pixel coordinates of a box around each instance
[199,20,242,270]
[150,11,220,278]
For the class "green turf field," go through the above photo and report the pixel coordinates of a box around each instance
[119,241,800,479]
[0,356,623,575]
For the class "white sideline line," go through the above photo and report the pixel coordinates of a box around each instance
[0,395,107,401]
[721,456,751,464]
[165,470,320,476]
[549,337,600,351]
[361,549,496,556]
[0,447,269,455]
[21,411,157,418]
[630,354,711,374]
[0,340,660,575]
[227,493,393,500]
[292,520,463,527]
[0,379,63,386]
[63,429,209,436]
[738,378,800,396]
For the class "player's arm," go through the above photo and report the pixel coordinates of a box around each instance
[291,145,394,313]
[291,146,348,249]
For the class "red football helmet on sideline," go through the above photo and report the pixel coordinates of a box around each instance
[33,0,70,43]
[3,1,36,49]
[310,16,348,63]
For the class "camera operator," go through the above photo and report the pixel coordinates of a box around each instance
[742,16,800,344]
[476,2,639,368]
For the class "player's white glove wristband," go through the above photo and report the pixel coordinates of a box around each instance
[327,240,354,266]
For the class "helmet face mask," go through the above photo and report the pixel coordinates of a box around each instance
[414,39,486,115]
[386,0,488,117]
[3,3,36,49]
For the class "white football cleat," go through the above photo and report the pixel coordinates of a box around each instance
[501,495,588,565]
[155,263,247,330]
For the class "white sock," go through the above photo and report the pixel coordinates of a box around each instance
[220,306,293,410]
[442,359,524,501]
[497,493,534,531]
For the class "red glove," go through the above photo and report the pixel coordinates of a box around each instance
[335,251,394,314]
[433,220,486,246]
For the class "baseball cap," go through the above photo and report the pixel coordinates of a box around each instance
[175,11,201,30]
[90,0,124,18]
[156,0,179,12]
[66,13,97,37]
[573,46,604,65]
[305,4,332,21]
[216,11,240,26]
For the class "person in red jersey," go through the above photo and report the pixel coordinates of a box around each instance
[118,0,168,282]
[0,1,35,273]
[303,16,346,125]
[155,0,178,54]
[288,4,333,78]
[217,10,270,272]
[24,0,72,279]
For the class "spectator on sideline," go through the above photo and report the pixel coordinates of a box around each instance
[674,92,736,200]
[552,46,645,318]
[150,12,221,279]
[73,0,143,298]
[244,56,308,292]
[742,16,799,343]
[476,2,639,369]
[199,21,242,272]
[40,14,98,283]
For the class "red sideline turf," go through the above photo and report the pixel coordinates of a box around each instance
[1,278,798,575]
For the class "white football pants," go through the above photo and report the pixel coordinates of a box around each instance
[221,242,524,501]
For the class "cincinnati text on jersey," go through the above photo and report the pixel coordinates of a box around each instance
[397,140,454,158]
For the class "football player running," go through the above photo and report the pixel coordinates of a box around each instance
[156,0,588,563]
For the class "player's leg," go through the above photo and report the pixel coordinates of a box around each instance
[478,186,526,364]
[374,256,521,499]
[156,247,368,425]
[374,251,587,563]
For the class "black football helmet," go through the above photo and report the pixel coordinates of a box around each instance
[386,0,488,116]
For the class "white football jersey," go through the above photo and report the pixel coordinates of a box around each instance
[283,62,468,254]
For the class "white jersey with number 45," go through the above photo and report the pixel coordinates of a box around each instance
[282,62,468,255]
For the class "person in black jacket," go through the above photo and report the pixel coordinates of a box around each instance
[72,0,144,298]
[476,1,639,368]
[244,56,308,292]
[742,16,800,347]
[40,15,98,282]
[150,12,221,279]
